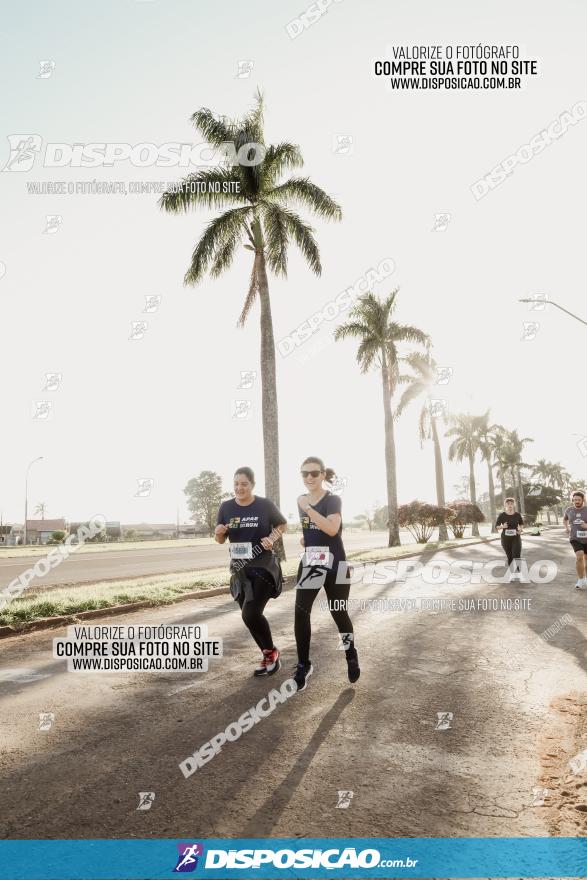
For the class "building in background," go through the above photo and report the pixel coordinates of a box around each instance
[25,519,67,545]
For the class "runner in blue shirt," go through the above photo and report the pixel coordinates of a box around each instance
[215,467,287,676]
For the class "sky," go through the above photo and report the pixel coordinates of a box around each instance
[0,0,585,525]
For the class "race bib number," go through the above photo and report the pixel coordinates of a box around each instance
[230,542,253,560]
[577,530,587,539]
[505,529,517,537]
[305,546,331,567]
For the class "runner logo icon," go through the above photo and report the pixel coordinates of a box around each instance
[173,843,203,873]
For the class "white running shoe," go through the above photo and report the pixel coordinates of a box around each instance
[575,579,586,590]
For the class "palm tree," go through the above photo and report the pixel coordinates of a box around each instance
[34,502,46,520]
[396,349,449,541]
[159,91,341,509]
[532,459,557,523]
[501,430,533,516]
[490,424,509,502]
[478,414,498,533]
[446,414,484,536]
[334,290,429,546]
[552,464,572,520]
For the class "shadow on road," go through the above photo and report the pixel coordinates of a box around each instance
[238,689,355,837]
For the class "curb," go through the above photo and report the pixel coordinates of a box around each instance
[0,532,518,641]
[0,585,231,640]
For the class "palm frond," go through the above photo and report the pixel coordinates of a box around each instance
[261,202,289,276]
[263,143,304,183]
[396,380,427,416]
[387,322,430,347]
[184,207,251,286]
[333,320,371,342]
[279,208,321,275]
[356,337,380,372]
[190,108,235,146]
[266,177,342,221]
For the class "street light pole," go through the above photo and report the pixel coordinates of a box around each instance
[519,298,587,327]
[24,456,44,545]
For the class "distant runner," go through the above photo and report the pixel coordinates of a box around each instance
[293,456,360,692]
[215,467,287,675]
[495,497,524,581]
[563,490,587,590]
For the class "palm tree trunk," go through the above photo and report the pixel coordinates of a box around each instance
[546,509,551,524]
[381,352,400,547]
[468,452,480,537]
[498,462,506,504]
[431,416,448,541]
[487,461,497,532]
[510,467,517,504]
[516,466,526,515]
[256,253,280,504]
[256,253,284,560]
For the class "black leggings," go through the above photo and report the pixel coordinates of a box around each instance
[501,534,522,569]
[236,572,275,652]
[295,572,354,665]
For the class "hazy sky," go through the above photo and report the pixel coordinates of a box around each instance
[1,0,585,525]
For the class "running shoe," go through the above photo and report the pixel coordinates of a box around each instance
[254,648,281,676]
[575,579,586,591]
[293,662,313,692]
[346,647,361,683]
[254,652,268,676]
[264,648,281,675]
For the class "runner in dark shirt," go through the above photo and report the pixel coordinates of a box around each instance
[563,490,587,589]
[495,497,524,581]
[215,467,287,676]
[293,455,360,692]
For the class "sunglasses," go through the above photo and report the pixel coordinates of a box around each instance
[301,470,322,479]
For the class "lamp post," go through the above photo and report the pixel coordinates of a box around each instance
[24,456,44,545]
[519,298,587,327]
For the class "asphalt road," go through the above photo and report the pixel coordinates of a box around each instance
[1,528,587,841]
[0,531,392,590]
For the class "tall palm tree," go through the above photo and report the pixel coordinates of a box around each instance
[159,91,342,509]
[501,430,533,516]
[446,414,484,536]
[34,502,46,520]
[396,349,449,541]
[334,290,429,546]
[532,459,557,523]
[478,413,498,533]
[553,464,572,520]
[490,424,509,502]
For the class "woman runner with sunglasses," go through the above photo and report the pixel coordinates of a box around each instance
[293,456,360,692]
[215,467,287,676]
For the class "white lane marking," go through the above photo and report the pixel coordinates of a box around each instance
[0,668,51,683]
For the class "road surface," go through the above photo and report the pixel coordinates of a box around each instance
[1,528,586,840]
[0,530,393,590]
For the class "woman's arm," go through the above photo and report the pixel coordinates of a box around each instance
[300,501,341,537]
[214,524,228,544]
[260,522,287,550]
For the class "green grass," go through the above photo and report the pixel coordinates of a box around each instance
[0,535,495,628]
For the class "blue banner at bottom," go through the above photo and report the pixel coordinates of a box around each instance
[1,838,587,879]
